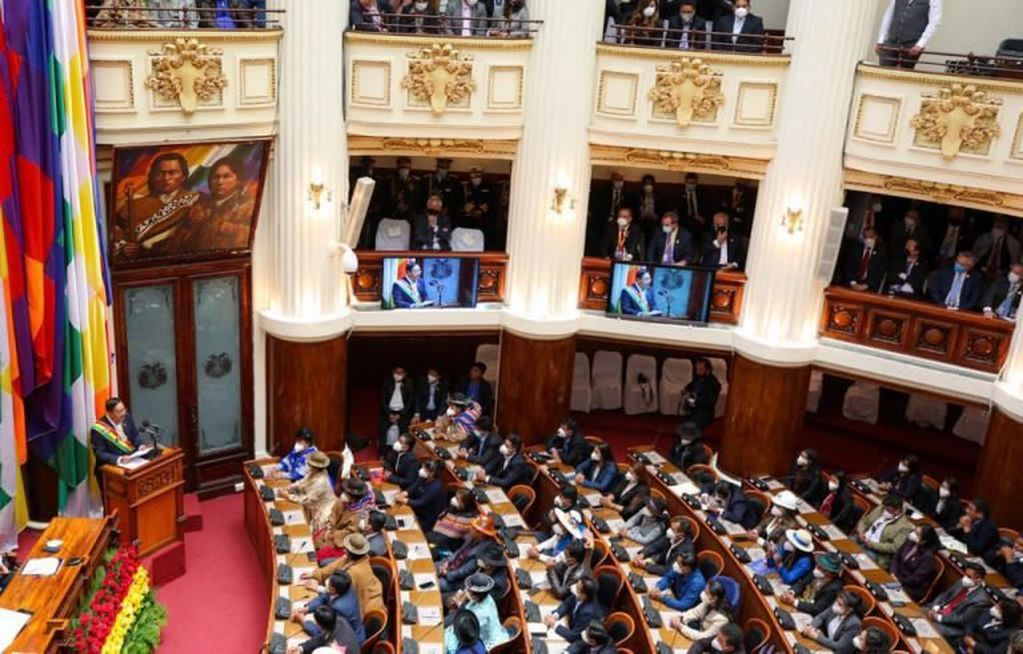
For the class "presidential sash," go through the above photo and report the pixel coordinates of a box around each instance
[624,285,650,313]
[92,420,135,454]
[395,277,422,304]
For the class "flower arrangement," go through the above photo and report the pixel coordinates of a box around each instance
[69,545,166,654]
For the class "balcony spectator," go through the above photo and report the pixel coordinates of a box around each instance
[588,171,628,253]
[195,0,247,28]
[876,0,942,70]
[888,208,931,268]
[930,251,983,311]
[445,0,488,36]
[459,167,495,244]
[933,205,973,265]
[887,237,927,299]
[635,174,666,237]
[973,216,1021,280]
[712,0,764,54]
[604,207,646,262]
[151,0,197,28]
[387,157,422,220]
[422,158,464,217]
[682,357,721,430]
[622,0,661,46]
[680,172,709,239]
[93,0,157,27]
[412,194,453,251]
[351,0,394,32]
[982,263,1023,321]
[842,227,886,293]
[693,0,733,29]
[725,179,754,235]
[649,211,695,266]
[667,1,706,50]
[700,212,747,272]
[489,0,529,38]
[400,0,443,34]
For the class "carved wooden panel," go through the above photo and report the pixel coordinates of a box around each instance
[352,251,508,304]
[911,318,958,359]
[956,325,1011,373]
[822,303,863,339]
[865,308,909,349]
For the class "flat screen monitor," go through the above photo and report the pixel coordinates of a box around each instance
[381,256,479,309]
[606,262,716,324]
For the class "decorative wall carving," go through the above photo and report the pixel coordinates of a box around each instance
[842,169,1023,217]
[348,135,519,159]
[589,144,768,178]
[909,83,1002,160]
[401,43,476,115]
[145,37,228,114]
[137,466,177,497]
[647,57,724,128]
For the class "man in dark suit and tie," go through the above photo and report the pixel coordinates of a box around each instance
[842,227,887,292]
[982,264,1023,321]
[421,158,463,213]
[476,433,533,490]
[927,563,992,640]
[547,417,591,467]
[90,397,146,491]
[457,362,494,415]
[700,212,748,271]
[412,367,448,423]
[931,206,973,266]
[411,194,452,251]
[587,172,628,255]
[679,172,709,239]
[390,259,432,308]
[929,252,983,311]
[543,577,606,646]
[604,207,646,261]
[649,211,695,266]
[457,415,502,469]
[887,237,928,299]
[888,208,932,268]
[379,366,414,449]
[712,0,765,53]
[666,1,706,50]
[618,267,659,317]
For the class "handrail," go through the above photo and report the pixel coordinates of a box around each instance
[349,11,542,38]
[874,44,1023,80]
[87,6,283,29]
[606,24,792,55]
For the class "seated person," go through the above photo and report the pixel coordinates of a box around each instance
[288,605,359,654]
[887,237,928,298]
[396,459,446,532]
[456,415,501,469]
[316,479,377,561]
[436,393,482,442]
[855,494,913,571]
[529,508,587,561]
[842,228,886,292]
[411,194,452,250]
[682,358,721,430]
[448,609,486,654]
[669,421,710,471]
[669,579,732,641]
[293,570,366,647]
[399,0,442,34]
[282,451,335,538]
[443,573,510,652]
[304,534,385,621]
[473,545,510,603]
[854,626,891,654]
[547,539,594,600]
[949,499,999,557]
[618,267,659,317]
[622,496,669,546]
[633,515,696,575]
[800,590,863,653]
[650,550,706,612]
[688,623,745,654]
[274,427,318,481]
[427,487,479,554]
[649,210,695,266]
[438,515,501,595]
[476,432,532,490]
[391,259,433,308]
[700,212,747,271]
[547,416,591,466]
[818,471,857,534]
[890,525,940,602]
[542,577,606,644]
[412,366,448,423]
[604,206,645,261]
[765,528,814,585]
[780,552,844,617]
[982,263,1023,321]
[364,511,389,557]
[746,490,799,550]
[878,454,922,502]
[573,620,616,654]
[456,361,494,415]
[574,442,619,493]
[789,448,826,506]
[962,599,1021,654]
[385,433,420,489]
[930,477,965,531]
[927,562,991,640]
[929,251,983,311]
[600,461,649,520]
[990,534,1023,587]
[706,480,760,530]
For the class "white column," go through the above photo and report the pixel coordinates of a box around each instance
[503,0,604,335]
[994,326,1023,420]
[735,0,882,363]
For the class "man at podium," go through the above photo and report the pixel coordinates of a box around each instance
[90,397,147,487]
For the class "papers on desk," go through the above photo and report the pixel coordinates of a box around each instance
[645,451,667,465]
[0,608,31,652]
[293,566,315,580]
[290,537,314,554]
[408,543,432,560]
[21,557,61,576]
[821,524,847,540]
[419,606,442,627]
[419,644,444,654]
[582,492,602,508]
[792,612,814,631]
[854,553,879,570]
[383,489,400,505]
[939,533,969,554]
[117,457,148,471]
[676,481,701,496]
[911,618,941,639]
[413,572,435,588]
[502,512,525,528]
[719,519,747,536]
[395,515,416,530]
[528,620,549,636]
[885,587,911,605]
[116,445,153,469]
[660,609,684,627]
[796,499,816,514]
[605,518,627,533]
[485,488,507,504]
[625,546,642,559]
[282,510,304,525]
[765,478,786,491]
[745,547,767,561]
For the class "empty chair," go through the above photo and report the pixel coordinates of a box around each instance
[709,357,728,418]
[842,381,880,424]
[905,394,947,429]
[659,357,693,416]
[362,608,388,651]
[953,406,990,445]
[451,227,485,252]
[624,354,658,415]
[592,350,624,410]
[374,218,411,250]
[571,352,593,413]
[475,343,499,384]
[806,370,824,413]
[605,612,635,647]
[843,584,876,616]
[508,485,536,516]
[697,550,724,580]
[743,618,770,654]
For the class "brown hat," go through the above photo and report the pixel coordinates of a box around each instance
[343,533,371,556]
[470,514,497,539]
[307,452,330,469]
[341,477,368,499]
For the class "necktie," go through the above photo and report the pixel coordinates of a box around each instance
[857,248,871,280]
[997,285,1020,318]
[681,26,689,49]
[941,588,970,616]
[617,229,626,257]
[988,237,1005,270]
[477,436,486,457]
[688,192,697,218]
[664,233,675,263]
[946,272,965,308]
[941,225,959,258]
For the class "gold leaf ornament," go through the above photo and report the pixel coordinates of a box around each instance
[145,37,228,115]
[647,57,724,128]
[910,83,1001,160]
[401,43,477,115]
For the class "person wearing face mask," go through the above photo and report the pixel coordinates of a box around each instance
[282,452,336,540]
[780,552,844,618]
[350,0,395,32]
[855,494,914,571]
[601,461,649,519]
[929,477,964,530]
[399,0,441,33]
[604,206,646,261]
[621,0,660,46]
[746,489,799,550]
[649,210,695,266]
[991,535,1023,588]
[801,591,863,653]
[490,0,528,38]
[572,619,615,654]
[890,525,940,602]
[767,528,814,584]
[712,480,759,530]
[888,208,931,268]
[887,237,928,299]
[317,479,378,562]
[412,195,453,251]
[818,471,857,534]
[543,577,606,643]
[437,514,500,595]
[670,578,732,641]
[443,0,487,36]
[379,365,413,450]
[529,508,588,560]
[457,415,502,469]
[667,1,706,50]
[634,175,662,235]
[305,533,385,621]
[712,0,764,53]
[448,608,485,654]
[878,455,923,502]
[928,562,991,640]
[547,417,592,467]
[293,569,366,647]
[963,598,1022,654]
[387,156,423,219]
[842,226,887,292]
[982,262,1023,321]
[384,433,421,489]
[574,442,619,493]
[364,511,390,557]
[669,421,710,471]
[274,427,319,481]
[788,448,826,506]
[477,433,532,489]
[634,515,696,574]
[949,498,1000,557]
[930,251,983,310]
[700,212,747,271]
[687,622,746,654]
[622,496,668,545]
[412,366,449,423]
[651,550,706,611]
[437,393,482,442]
[588,171,628,255]
[456,361,494,415]
[458,166,494,234]
[443,573,510,652]
[851,626,891,654]
[546,539,595,600]
[396,460,446,531]
[427,488,479,555]
[875,0,941,69]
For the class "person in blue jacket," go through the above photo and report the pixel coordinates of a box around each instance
[769,528,815,585]
[274,427,318,481]
[574,442,619,493]
[398,459,447,532]
[296,570,366,647]
[651,551,706,612]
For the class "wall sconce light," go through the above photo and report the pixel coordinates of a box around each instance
[551,185,576,215]
[308,181,332,211]
[781,207,804,234]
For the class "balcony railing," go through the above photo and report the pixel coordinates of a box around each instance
[87,6,283,30]
[579,256,745,325]
[820,285,1014,374]
[605,24,792,55]
[875,45,1023,81]
[349,12,541,39]
[353,250,508,304]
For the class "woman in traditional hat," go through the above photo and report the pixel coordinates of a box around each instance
[746,489,800,550]
[283,451,335,538]
[316,477,377,561]
[443,573,509,653]
[767,528,815,585]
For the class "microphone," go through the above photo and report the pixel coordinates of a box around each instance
[140,420,163,453]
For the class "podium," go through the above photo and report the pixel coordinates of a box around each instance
[101,447,185,558]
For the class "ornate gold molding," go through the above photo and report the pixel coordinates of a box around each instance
[88,28,283,43]
[909,83,1001,160]
[597,43,790,67]
[648,57,724,128]
[401,43,476,115]
[843,168,1023,217]
[145,37,227,114]
[856,63,1023,95]
[348,135,518,158]
[345,31,533,51]
[590,143,767,178]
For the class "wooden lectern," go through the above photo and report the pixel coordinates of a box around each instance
[101,447,185,558]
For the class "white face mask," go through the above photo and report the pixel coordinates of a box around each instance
[465,0,478,7]
[813,568,826,579]
[590,451,601,462]
[643,184,654,192]
[662,224,673,234]
[864,238,876,249]
[450,497,460,509]
[418,468,429,479]
[626,472,636,483]
[961,576,977,589]
[852,635,865,651]
[499,444,510,457]
[471,177,482,186]
[393,373,404,382]
[613,180,624,190]
[427,374,438,384]
[904,217,916,229]
[293,443,305,453]
[828,480,839,491]
[393,440,404,452]
[674,562,686,575]
[681,12,695,23]
[796,455,808,467]
[898,462,909,473]
[666,527,676,540]
[908,531,920,543]
[557,427,567,437]
[991,606,1002,621]
[1010,272,1021,284]
[711,638,725,652]
[701,590,712,604]
[832,602,845,616]
[340,493,350,504]
[642,5,655,17]
[939,486,950,498]
[617,217,629,228]
[553,523,566,536]
[771,506,784,517]
[415,1,428,10]
[734,7,748,18]
[359,518,366,531]
[554,496,564,508]
[446,407,457,417]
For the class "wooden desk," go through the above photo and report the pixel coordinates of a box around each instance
[0,516,114,653]
[101,447,184,558]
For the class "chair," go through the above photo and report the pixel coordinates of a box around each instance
[374,218,411,250]
[605,612,635,647]
[851,494,871,525]
[921,475,940,492]
[920,554,945,604]
[591,538,611,569]
[862,616,898,652]
[451,227,485,252]
[362,608,388,652]
[844,584,876,616]
[953,406,990,445]
[595,565,626,610]
[702,443,714,460]
[592,351,624,410]
[369,556,394,597]
[649,488,667,506]
[490,617,523,654]
[905,394,947,429]
[743,617,771,653]
[843,381,880,424]
[475,343,499,384]
[709,357,729,418]
[676,515,701,542]
[999,527,1020,543]
[806,370,824,413]
[624,354,659,415]
[687,464,718,484]
[744,489,773,524]
[370,643,395,654]
[617,650,634,654]
[585,436,605,447]
[508,484,536,515]
[697,550,725,580]
[571,352,593,413]
[660,357,693,416]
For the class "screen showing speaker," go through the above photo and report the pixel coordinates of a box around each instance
[606,261,716,324]
[381,256,480,309]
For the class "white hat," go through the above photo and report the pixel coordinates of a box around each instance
[555,508,587,540]
[772,490,799,511]
[786,528,814,553]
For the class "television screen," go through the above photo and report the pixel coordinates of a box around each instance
[606,262,716,323]
[381,256,480,309]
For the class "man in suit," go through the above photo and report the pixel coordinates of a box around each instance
[651,550,706,611]
[712,0,765,53]
[604,206,646,261]
[876,0,942,69]
[477,433,532,490]
[843,227,887,292]
[949,499,1000,557]
[458,167,496,244]
[618,267,659,318]
[688,623,746,654]
[855,494,914,571]
[457,362,494,415]
[634,174,667,238]
[666,1,706,50]
[781,553,844,617]
[457,415,502,469]
[991,535,1023,587]
[724,179,755,235]
[633,515,695,575]
[802,591,863,653]
[649,211,695,266]
[982,263,1023,321]
[390,259,432,309]
[547,417,591,467]
[305,533,385,620]
[385,433,420,489]
[700,212,748,271]
[888,208,932,267]
[543,577,605,644]
[711,481,760,530]
[974,216,1022,280]
[412,366,448,423]
[927,563,992,640]
[379,366,414,449]
[587,171,628,255]
[294,570,366,647]
[932,205,973,265]
[546,539,593,600]
[90,397,146,489]
[387,156,422,220]
[929,251,984,311]
[399,0,443,34]
[444,0,488,36]
[682,357,721,430]
[679,172,710,239]
[887,237,928,299]
[421,158,464,214]
[349,0,394,31]
[439,515,500,595]
[411,194,452,251]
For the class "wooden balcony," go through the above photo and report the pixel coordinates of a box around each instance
[578,256,745,324]
[352,250,508,304]
[820,286,1014,374]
